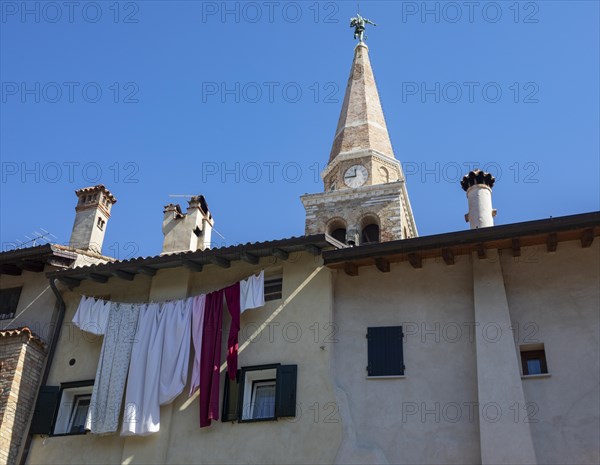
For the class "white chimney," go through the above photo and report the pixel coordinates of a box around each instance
[461,170,496,229]
[69,185,116,254]
[161,195,213,255]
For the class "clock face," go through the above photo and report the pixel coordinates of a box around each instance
[344,165,368,188]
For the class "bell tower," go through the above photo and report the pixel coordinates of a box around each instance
[301,19,417,245]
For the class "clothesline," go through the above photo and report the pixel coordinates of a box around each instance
[72,270,266,436]
[77,268,271,306]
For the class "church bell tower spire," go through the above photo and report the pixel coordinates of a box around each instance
[301,15,418,245]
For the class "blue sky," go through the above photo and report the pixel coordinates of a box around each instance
[1,1,599,258]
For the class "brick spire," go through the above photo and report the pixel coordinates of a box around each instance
[329,42,395,163]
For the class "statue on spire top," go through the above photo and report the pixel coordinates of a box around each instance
[350,13,376,43]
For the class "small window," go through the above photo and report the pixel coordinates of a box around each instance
[222,364,297,423]
[0,287,22,320]
[361,224,380,244]
[264,277,282,302]
[520,344,548,375]
[367,326,405,376]
[52,381,94,435]
[251,380,276,418]
[67,395,91,434]
[96,217,105,230]
[331,228,347,244]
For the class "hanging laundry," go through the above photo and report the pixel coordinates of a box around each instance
[121,302,165,436]
[199,289,224,427]
[189,294,206,396]
[224,283,240,381]
[240,270,265,314]
[72,296,110,335]
[122,298,193,436]
[159,297,193,405]
[85,302,140,434]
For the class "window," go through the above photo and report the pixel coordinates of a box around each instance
[222,364,297,423]
[67,394,91,434]
[331,228,347,244]
[96,217,105,230]
[367,326,405,376]
[31,381,94,436]
[361,224,380,244]
[327,218,347,245]
[0,287,22,320]
[264,277,283,302]
[520,344,548,375]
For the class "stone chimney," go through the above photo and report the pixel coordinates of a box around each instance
[161,195,213,255]
[461,170,496,229]
[69,185,116,254]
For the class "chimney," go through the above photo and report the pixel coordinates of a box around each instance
[69,185,117,254]
[461,170,496,229]
[161,195,213,255]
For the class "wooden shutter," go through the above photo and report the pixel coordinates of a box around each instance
[367,326,404,376]
[275,364,297,418]
[221,370,240,422]
[30,386,60,435]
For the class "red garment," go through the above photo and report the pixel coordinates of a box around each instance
[199,289,224,427]
[224,282,241,381]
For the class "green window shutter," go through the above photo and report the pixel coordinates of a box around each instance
[367,326,404,376]
[30,386,60,435]
[275,364,297,418]
[221,370,240,422]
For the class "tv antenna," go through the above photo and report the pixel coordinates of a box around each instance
[8,229,57,250]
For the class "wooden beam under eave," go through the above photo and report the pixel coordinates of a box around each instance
[211,256,231,268]
[272,248,289,261]
[89,273,109,283]
[305,244,321,256]
[375,258,390,273]
[0,264,22,276]
[17,261,45,273]
[476,244,486,260]
[408,253,422,269]
[581,228,594,248]
[241,251,259,265]
[546,233,558,252]
[512,238,521,257]
[441,248,455,265]
[59,276,81,288]
[344,263,359,277]
[138,266,157,277]
[184,260,203,272]
[112,270,135,281]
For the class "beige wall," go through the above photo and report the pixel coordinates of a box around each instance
[1,268,58,343]
[503,241,600,465]
[27,252,342,465]
[331,254,481,465]
[331,239,599,464]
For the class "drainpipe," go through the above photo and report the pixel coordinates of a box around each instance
[19,277,66,465]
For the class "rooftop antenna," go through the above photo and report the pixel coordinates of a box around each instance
[9,229,57,249]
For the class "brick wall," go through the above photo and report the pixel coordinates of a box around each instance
[0,329,47,465]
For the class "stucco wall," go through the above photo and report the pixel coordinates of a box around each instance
[331,240,599,464]
[26,252,342,465]
[502,240,600,465]
[331,255,481,465]
[1,268,58,343]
